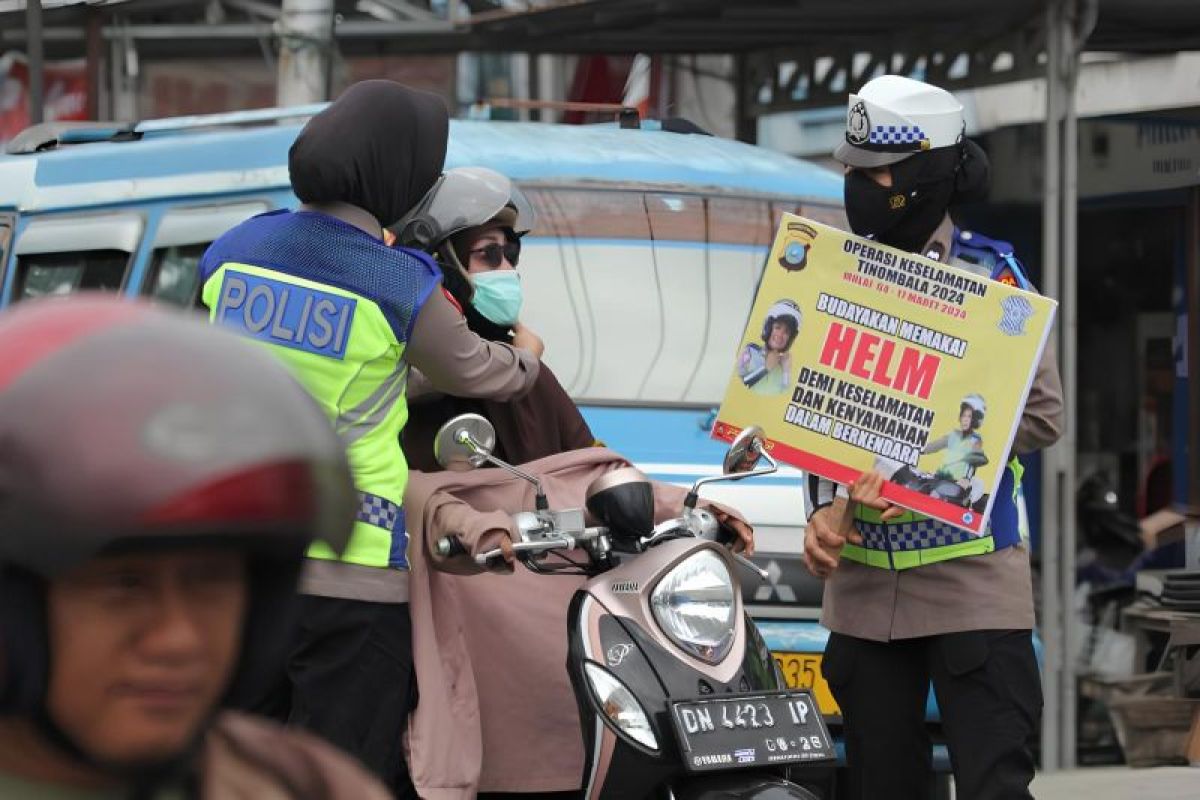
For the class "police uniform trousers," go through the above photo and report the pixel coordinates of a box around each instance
[286,595,419,799]
[823,629,1041,800]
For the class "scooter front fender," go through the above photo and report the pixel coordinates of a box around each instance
[671,772,821,800]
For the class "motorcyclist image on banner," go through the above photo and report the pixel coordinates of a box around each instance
[737,299,803,396]
[882,392,991,513]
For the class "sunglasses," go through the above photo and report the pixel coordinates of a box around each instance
[468,240,521,269]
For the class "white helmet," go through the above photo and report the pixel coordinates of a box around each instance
[961,393,987,427]
[392,166,536,251]
[762,300,802,349]
[835,75,965,169]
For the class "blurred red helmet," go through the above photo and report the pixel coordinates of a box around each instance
[0,294,355,713]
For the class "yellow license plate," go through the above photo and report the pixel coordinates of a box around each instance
[773,652,841,717]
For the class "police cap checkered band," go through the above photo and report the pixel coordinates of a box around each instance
[834,75,966,167]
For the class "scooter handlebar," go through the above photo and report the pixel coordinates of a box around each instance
[472,527,608,566]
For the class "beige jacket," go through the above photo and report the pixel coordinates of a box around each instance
[817,216,1065,641]
[202,711,391,800]
[403,448,744,799]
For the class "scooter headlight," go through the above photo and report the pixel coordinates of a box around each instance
[583,662,659,751]
[650,549,736,664]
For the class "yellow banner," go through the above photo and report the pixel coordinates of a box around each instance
[714,215,1056,534]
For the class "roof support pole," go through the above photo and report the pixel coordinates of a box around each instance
[84,7,102,120]
[527,52,541,121]
[25,0,43,125]
[1058,0,1082,768]
[1041,0,1095,772]
[734,52,756,144]
[277,0,335,106]
[1039,0,1063,770]
[108,18,137,121]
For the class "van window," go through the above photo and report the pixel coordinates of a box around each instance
[13,212,143,302]
[520,187,781,406]
[145,243,208,307]
[17,250,128,299]
[152,202,269,249]
[144,202,270,309]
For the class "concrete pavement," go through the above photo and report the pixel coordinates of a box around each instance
[1029,766,1199,799]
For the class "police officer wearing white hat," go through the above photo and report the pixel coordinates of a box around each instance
[804,75,1065,800]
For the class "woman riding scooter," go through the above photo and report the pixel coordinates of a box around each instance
[397,166,594,469]
[394,168,754,799]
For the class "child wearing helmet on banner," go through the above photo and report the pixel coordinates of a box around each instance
[0,296,388,800]
[737,299,802,395]
[925,393,988,483]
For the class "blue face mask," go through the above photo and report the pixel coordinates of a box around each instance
[471,270,523,327]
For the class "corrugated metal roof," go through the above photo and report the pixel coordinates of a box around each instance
[4,1,1198,69]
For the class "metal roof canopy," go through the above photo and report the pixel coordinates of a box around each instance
[462,0,1200,54]
[4,0,1200,64]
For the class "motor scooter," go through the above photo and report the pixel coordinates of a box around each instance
[433,415,835,799]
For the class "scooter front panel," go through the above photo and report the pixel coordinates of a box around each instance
[588,538,750,686]
[569,591,676,799]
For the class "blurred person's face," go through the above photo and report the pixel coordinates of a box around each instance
[959,407,974,432]
[465,228,519,274]
[768,321,791,351]
[45,549,247,766]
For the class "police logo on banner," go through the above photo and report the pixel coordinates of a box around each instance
[779,221,818,272]
[847,101,870,145]
[997,295,1034,337]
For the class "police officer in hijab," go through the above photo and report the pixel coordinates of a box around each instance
[804,75,1064,800]
[198,80,538,796]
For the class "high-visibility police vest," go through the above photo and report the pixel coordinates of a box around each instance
[199,210,441,570]
[841,228,1035,571]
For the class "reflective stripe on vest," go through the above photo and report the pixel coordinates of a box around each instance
[842,458,1024,570]
[203,263,413,569]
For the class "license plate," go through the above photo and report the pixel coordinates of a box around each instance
[670,690,835,772]
[773,652,841,717]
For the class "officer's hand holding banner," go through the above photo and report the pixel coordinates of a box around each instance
[714,215,1057,534]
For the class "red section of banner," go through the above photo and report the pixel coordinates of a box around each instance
[0,54,88,143]
[712,417,985,534]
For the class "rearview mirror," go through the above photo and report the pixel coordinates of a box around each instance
[723,425,766,475]
[684,424,777,509]
[434,413,497,471]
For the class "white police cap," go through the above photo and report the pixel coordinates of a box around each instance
[833,75,965,168]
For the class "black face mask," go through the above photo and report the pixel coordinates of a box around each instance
[844,146,961,254]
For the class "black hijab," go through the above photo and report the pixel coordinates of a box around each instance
[289,80,449,228]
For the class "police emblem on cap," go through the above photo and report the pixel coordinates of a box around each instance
[847,101,870,145]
